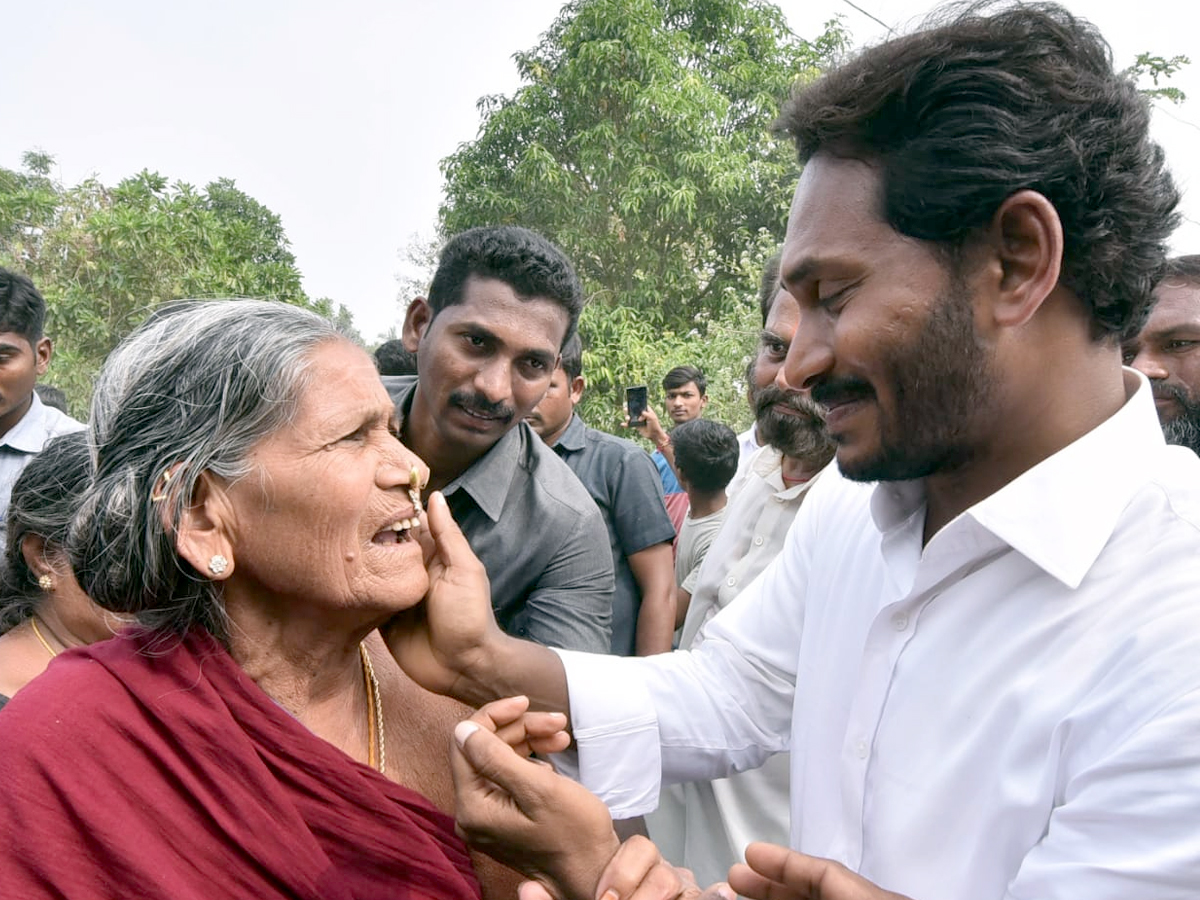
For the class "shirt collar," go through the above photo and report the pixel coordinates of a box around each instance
[1,393,51,452]
[751,445,830,499]
[870,369,1164,589]
[445,425,524,522]
[554,413,588,453]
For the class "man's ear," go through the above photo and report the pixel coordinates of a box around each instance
[402,298,434,354]
[33,338,51,377]
[983,189,1064,330]
[174,471,236,581]
[569,375,586,406]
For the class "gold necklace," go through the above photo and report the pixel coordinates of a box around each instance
[30,617,59,659]
[359,643,386,775]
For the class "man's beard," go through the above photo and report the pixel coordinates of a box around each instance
[813,275,997,483]
[1157,382,1200,455]
[754,385,836,467]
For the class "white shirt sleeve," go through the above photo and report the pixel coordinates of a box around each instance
[554,499,814,818]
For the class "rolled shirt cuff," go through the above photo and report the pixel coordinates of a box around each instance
[552,648,664,819]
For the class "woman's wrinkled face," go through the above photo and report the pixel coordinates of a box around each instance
[221,339,430,617]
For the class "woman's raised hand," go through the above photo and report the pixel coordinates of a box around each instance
[451,697,618,900]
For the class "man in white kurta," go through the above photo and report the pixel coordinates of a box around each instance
[648,446,829,886]
[559,373,1200,898]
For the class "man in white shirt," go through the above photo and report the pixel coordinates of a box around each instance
[0,269,84,550]
[392,6,1200,899]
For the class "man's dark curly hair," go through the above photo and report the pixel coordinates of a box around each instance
[427,225,583,348]
[776,1,1180,340]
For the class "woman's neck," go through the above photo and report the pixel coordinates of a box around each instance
[225,602,376,766]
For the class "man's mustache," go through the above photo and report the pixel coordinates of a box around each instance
[811,377,874,408]
[1152,380,1198,407]
[450,391,515,422]
[754,385,826,423]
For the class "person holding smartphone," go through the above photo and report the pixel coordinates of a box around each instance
[628,366,708,529]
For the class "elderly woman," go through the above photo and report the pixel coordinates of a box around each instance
[0,431,118,707]
[0,300,552,899]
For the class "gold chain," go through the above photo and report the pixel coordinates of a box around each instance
[359,643,386,775]
[30,617,59,659]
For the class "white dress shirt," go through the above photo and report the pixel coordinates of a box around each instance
[0,393,84,549]
[557,372,1200,899]
[730,426,762,495]
[648,448,827,886]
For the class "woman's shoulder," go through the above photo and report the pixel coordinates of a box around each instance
[0,636,144,739]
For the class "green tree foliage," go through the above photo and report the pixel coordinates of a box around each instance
[1125,52,1190,104]
[0,153,355,414]
[437,0,847,436]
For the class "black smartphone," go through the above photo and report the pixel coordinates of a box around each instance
[626,385,648,424]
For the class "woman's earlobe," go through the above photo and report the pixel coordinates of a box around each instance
[174,471,235,581]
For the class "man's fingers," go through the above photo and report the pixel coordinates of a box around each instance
[727,863,793,900]
[426,491,485,580]
[734,845,910,900]
[743,843,808,885]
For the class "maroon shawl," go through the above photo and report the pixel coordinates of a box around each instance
[0,628,483,900]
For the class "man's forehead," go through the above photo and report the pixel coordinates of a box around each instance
[765,289,800,333]
[0,331,33,352]
[782,155,884,274]
[438,283,567,353]
[1146,281,1200,332]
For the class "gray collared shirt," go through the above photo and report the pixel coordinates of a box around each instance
[0,393,85,551]
[384,376,614,653]
[552,413,675,656]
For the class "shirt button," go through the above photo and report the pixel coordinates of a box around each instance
[753,536,764,546]
[856,740,869,759]
[892,614,908,631]
[726,576,737,587]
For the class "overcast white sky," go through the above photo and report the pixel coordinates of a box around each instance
[3,0,1197,341]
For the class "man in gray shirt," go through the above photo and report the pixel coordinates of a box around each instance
[385,226,614,653]
[526,333,677,656]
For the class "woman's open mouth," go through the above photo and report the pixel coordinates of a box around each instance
[371,517,419,545]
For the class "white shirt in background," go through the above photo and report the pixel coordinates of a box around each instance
[0,393,84,549]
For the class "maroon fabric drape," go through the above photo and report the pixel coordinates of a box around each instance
[0,628,483,900]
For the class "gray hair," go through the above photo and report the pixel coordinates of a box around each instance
[69,300,341,640]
